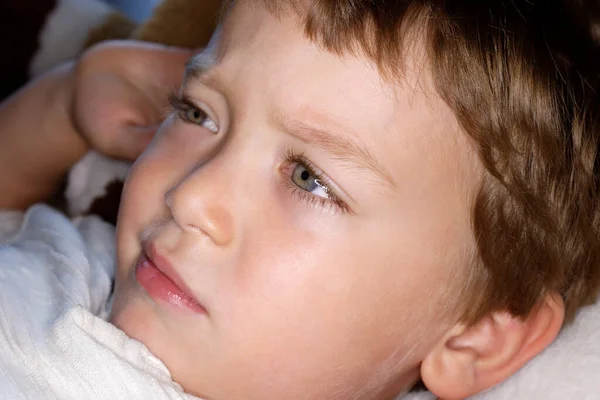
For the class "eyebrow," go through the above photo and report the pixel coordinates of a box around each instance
[271,112,396,189]
[185,52,216,81]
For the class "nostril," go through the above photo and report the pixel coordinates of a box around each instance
[164,187,175,210]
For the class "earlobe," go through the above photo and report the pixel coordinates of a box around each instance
[420,292,565,400]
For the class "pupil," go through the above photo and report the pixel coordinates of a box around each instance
[301,170,310,181]
[193,110,201,119]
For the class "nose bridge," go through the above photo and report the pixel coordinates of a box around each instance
[165,151,237,246]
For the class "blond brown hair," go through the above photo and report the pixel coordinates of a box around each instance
[224,0,600,324]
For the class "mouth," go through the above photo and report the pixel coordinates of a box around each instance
[135,241,208,315]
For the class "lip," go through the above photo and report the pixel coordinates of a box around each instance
[135,241,208,315]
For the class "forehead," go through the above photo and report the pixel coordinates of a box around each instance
[215,1,476,181]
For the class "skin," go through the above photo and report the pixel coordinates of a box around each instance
[0,42,192,210]
[110,2,482,400]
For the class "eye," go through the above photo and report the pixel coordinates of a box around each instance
[169,93,219,133]
[291,164,330,198]
[183,107,210,126]
[282,150,350,213]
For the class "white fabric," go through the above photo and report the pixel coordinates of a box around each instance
[0,205,198,400]
[66,150,130,217]
[30,0,114,78]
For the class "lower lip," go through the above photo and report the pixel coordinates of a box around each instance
[135,256,207,315]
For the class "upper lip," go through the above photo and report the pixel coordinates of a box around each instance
[142,240,208,314]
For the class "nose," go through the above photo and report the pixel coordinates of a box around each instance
[165,165,235,247]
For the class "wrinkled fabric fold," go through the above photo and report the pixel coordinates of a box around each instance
[0,205,198,400]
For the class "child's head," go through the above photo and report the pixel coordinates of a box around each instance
[108,0,600,399]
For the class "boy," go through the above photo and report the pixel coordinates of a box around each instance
[0,0,598,399]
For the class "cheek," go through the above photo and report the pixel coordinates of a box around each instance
[115,150,176,278]
[213,225,436,395]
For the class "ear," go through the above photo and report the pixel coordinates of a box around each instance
[420,292,565,400]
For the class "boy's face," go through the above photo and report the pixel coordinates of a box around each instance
[111,1,480,399]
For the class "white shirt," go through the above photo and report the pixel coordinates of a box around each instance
[0,205,198,400]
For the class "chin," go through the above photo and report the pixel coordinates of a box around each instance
[110,278,156,338]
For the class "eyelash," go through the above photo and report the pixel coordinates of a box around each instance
[168,92,219,133]
[169,92,195,119]
[281,149,350,214]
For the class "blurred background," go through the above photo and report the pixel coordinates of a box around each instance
[103,0,161,22]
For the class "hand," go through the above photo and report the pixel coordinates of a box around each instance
[72,40,193,161]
